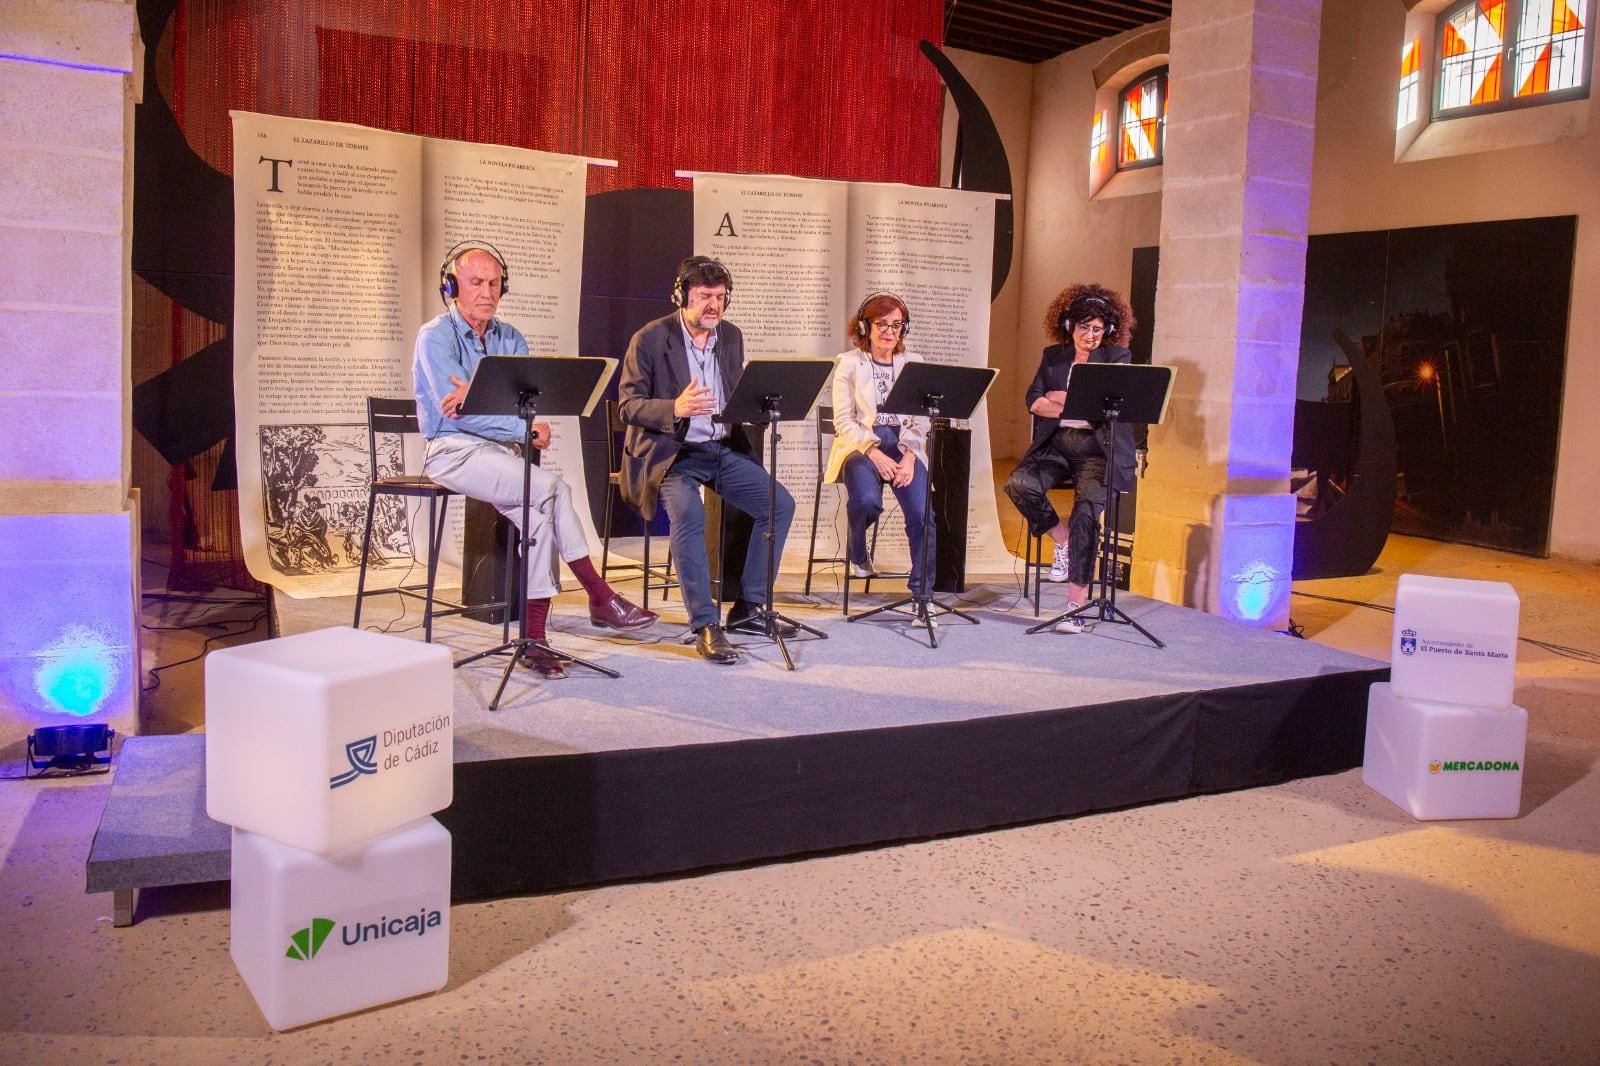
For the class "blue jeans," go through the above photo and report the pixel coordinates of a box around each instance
[659,441,795,629]
[839,425,935,596]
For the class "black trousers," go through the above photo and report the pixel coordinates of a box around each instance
[1004,427,1105,588]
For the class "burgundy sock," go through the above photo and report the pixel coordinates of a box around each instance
[524,598,551,642]
[566,556,614,607]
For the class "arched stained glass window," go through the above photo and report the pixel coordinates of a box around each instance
[1118,67,1167,169]
[1437,0,1593,116]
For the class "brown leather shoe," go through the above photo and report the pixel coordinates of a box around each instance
[590,594,658,631]
[695,623,739,664]
[517,648,567,679]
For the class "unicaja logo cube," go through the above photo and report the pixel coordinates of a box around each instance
[329,735,379,789]
[285,917,335,960]
[283,905,444,962]
[1400,629,1417,656]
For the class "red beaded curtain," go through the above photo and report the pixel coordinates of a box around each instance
[172,0,942,183]
[154,0,943,586]
[577,0,945,191]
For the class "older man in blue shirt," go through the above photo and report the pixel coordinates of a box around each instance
[414,244,654,677]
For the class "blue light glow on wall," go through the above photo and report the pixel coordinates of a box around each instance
[1227,560,1285,623]
[1212,495,1296,628]
[34,625,119,717]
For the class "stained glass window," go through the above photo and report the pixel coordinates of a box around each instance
[1399,39,1423,127]
[1436,0,1591,116]
[1090,110,1109,168]
[1514,0,1589,95]
[1119,68,1167,169]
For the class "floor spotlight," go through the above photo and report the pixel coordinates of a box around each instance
[26,723,116,778]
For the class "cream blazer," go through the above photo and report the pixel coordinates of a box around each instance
[823,349,930,484]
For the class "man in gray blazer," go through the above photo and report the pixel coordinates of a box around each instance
[617,257,795,663]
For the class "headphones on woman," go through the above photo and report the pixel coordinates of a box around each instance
[853,291,911,338]
[439,240,510,304]
[1060,293,1117,341]
[671,255,734,308]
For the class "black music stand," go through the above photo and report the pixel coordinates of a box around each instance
[717,357,835,671]
[454,355,617,708]
[849,362,998,648]
[1026,361,1173,647]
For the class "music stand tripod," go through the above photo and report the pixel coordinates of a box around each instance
[849,362,998,648]
[1026,360,1173,648]
[716,357,836,671]
[453,354,619,708]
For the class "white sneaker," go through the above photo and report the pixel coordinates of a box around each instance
[1046,541,1070,583]
[850,561,876,579]
[1054,603,1085,634]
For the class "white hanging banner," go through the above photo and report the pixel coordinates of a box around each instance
[691,172,1009,576]
[231,111,592,597]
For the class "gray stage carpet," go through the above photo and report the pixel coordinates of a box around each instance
[278,577,1384,761]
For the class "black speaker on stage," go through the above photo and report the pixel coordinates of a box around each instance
[703,489,754,606]
[462,497,521,625]
[931,422,971,594]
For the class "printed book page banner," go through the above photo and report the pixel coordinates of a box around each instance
[231,111,590,597]
[693,173,1008,575]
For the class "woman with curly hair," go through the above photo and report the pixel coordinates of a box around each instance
[1004,283,1139,632]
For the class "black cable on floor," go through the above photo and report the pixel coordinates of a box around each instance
[1291,589,1600,664]
[141,609,268,694]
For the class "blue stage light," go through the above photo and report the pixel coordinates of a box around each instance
[1227,560,1285,623]
[34,625,118,717]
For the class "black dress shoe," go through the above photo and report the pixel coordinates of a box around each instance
[725,601,799,637]
[590,593,658,631]
[695,623,740,664]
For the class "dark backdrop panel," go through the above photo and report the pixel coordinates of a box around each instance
[1138,217,1574,560]
[579,187,696,537]
[1298,217,1574,556]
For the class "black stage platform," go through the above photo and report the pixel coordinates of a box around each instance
[300,585,1384,902]
[89,585,1386,911]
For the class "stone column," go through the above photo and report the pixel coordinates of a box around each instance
[0,1,141,736]
[1131,0,1321,628]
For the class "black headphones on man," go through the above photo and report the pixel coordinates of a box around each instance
[1061,293,1118,341]
[853,291,911,339]
[670,255,734,308]
[439,240,510,304]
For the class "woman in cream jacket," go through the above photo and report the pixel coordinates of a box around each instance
[824,292,934,595]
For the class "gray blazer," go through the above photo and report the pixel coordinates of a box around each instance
[617,312,758,519]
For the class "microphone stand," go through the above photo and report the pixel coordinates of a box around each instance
[1024,359,1173,648]
[455,392,620,708]
[1025,396,1162,646]
[449,354,621,708]
[746,395,827,671]
[847,394,978,649]
[846,361,996,650]
[713,356,835,671]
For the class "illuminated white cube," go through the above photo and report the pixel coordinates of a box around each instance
[1390,574,1519,709]
[1362,682,1527,820]
[230,817,451,1030]
[205,627,453,854]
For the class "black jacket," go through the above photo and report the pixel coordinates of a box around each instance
[1021,343,1138,493]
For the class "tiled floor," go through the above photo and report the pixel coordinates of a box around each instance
[2,511,1596,1062]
